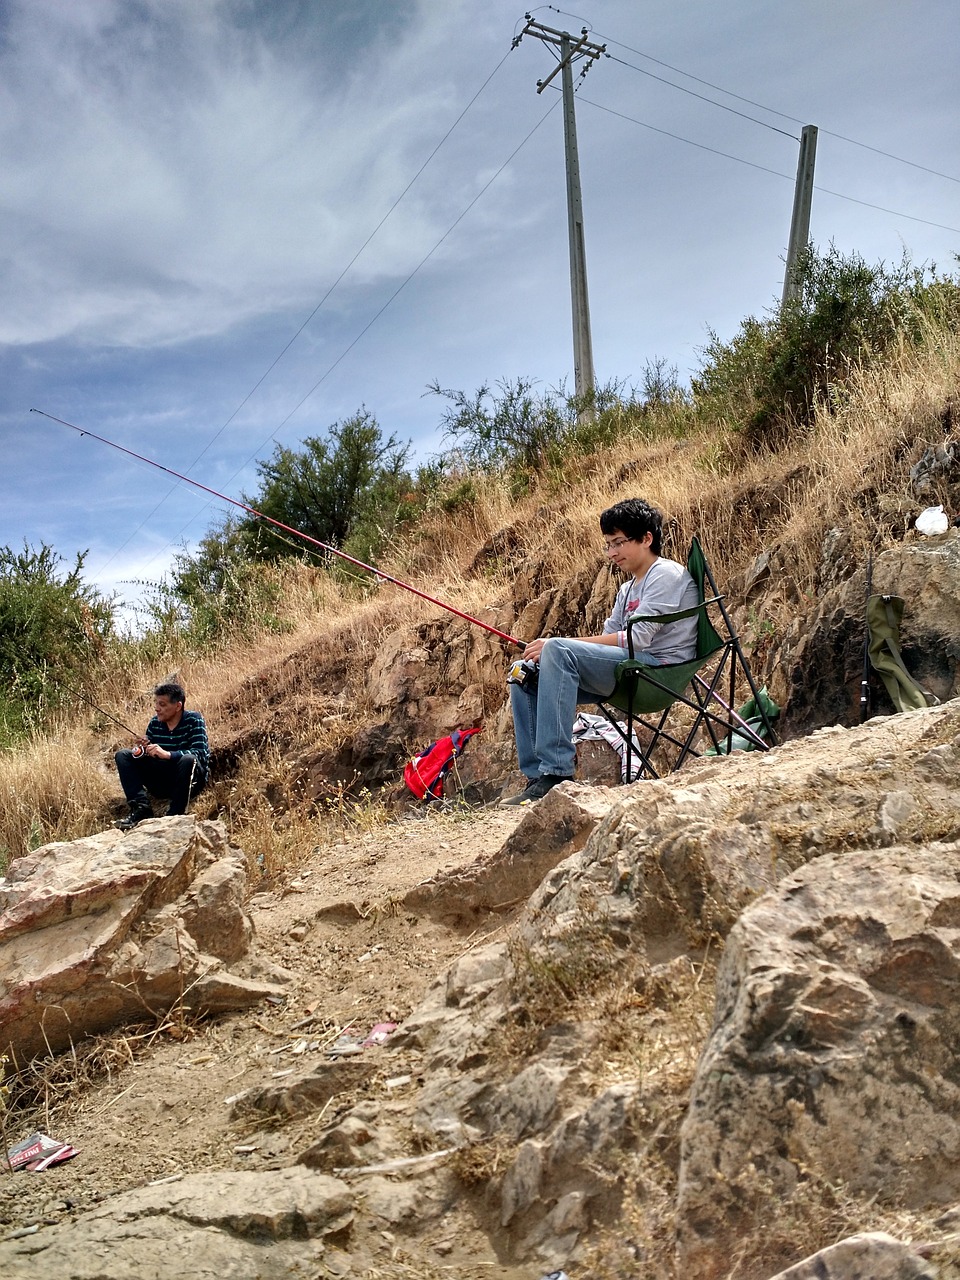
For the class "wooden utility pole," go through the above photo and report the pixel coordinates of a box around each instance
[781,124,818,307]
[515,16,605,411]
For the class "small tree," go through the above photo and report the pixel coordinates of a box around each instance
[240,410,412,560]
[0,543,115,743]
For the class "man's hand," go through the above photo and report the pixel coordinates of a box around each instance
[522,637,548,662]
[144,743,172,760]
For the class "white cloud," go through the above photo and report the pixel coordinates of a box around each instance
[0,0,520,347]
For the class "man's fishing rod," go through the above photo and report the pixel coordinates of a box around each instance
[61,680,151,757]
[66,686,141,738]
[31,409,524,649]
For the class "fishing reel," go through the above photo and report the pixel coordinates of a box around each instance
[132,744,146,759]
[507,657,540,692]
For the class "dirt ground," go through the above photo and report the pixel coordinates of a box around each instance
[0,805,535,1277]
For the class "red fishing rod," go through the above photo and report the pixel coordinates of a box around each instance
[31,408,524,648]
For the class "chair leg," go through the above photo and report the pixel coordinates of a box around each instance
[593,698,659,780]
[701,557,777,745]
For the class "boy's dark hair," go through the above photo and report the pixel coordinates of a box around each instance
[154,682,186,706]
[599,498,663,554]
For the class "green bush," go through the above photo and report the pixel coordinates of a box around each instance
[0,543,115,743]
[693,246,960,447]
[239,409,413,562]
[428,376,657,481]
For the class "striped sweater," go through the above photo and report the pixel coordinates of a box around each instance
[145,709,210,779]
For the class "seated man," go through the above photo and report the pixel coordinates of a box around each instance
[502,498,698,806]
[115,682,210,829]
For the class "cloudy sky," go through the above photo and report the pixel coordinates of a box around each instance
[2,0,957,623]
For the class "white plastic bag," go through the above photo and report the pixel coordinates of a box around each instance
[915,504,949,535]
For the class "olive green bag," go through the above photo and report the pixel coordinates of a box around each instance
[866,594,939,713]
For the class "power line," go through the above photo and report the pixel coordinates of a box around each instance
[128,99,561,581]
[594,29,960,186]
[819,128,960,186]
[571,92,960,236]
[603,50,799,140]
[91,46,517,581]
[545,8,960,184]
[564,90,796,180]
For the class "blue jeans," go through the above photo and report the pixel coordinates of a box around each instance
[509,637,660,779]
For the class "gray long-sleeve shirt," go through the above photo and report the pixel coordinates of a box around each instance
[602,557,699,663]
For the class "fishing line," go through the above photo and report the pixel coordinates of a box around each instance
[31,409,524,649]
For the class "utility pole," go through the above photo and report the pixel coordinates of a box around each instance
[514,16,605,412]
[781,124,818,308]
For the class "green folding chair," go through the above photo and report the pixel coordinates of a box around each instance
[595,536,778,780]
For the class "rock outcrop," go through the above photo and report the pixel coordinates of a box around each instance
[0,817,288,1063]
[676,843,960,1277]
[768,527,960,736]
[322,701,960,1273]
[0,1167,354,1280]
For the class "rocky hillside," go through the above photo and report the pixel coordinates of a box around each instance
[1,318,960,1277]
[3,648,960,1277]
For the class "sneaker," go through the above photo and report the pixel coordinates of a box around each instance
[116,805,152,831]
[500,775,572,807]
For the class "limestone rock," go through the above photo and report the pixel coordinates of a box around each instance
[765,1231,938,1279]
[402,783,616,926]
[676,844,960,1278]
[0,1167,354,1280]
[0,817,285,1063]
[299,1112,383,1172]
[522,700,960,954]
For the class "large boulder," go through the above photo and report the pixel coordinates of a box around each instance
[0,817,287,1063]
[676,843,960,1279]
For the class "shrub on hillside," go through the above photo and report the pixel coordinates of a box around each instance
[428,375,663,483]
[139,518,291,653]
[693,246,960,448]
[0,543,114,744]
[239,409,413,561]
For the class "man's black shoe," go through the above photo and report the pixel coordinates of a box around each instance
[116,805,152,831]
[500,774,572,807]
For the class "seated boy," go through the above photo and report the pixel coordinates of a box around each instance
[502,498,697,805]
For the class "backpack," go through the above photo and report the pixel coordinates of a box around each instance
[867,594,939,713]
[403,727,482,801]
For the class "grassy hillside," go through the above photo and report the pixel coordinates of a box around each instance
[1,251,958,871]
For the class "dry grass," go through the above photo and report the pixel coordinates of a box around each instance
[206,739,391,883]
[0,730,116,869]
[1,1009,205,1142]
[0,329,956,871]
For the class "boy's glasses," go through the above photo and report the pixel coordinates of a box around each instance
[603,537,633,554]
